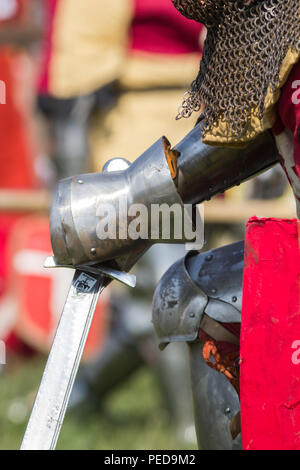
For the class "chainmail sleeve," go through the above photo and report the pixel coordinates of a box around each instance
[172,0,300,146]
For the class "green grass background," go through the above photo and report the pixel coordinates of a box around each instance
[0,356,197,450]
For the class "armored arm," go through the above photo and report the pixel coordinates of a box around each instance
[50,125,279,269]
[173,125,279,205]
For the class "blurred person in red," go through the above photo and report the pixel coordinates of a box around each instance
[0,0,40,190]
[37,0,130,178]
[0,0,42,355]
[37,0,205,445]
[88,0,205,169]
[37,0,205,176]
[0,1,109,365]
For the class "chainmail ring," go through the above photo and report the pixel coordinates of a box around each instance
[172,0,300,143]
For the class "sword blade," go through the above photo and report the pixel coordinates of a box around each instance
[20,269,104,450]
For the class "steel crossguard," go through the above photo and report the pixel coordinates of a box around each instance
[20,258,136,450]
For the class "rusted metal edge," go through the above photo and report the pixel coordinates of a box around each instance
[162,136,179,180]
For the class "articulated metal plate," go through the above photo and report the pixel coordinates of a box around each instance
[189,342,241,450]
[152,256,208,350]
[152,241,244,351]
[186,240,244,322]
[152,241,244,450]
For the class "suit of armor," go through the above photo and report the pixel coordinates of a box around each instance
[48,0,300,450]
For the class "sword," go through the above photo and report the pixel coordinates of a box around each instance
[20,258,136,450]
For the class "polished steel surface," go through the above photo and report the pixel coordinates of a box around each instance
[50,138,188,267]
[174,126,280,204]
[44,256,136,288]
[50,126,278,268]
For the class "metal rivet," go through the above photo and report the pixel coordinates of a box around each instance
[90,248,97,255]
[232,296,237,303]
[205,254,213,262]
[211,288,217,295]
[189,313,196,318]
[225,408,231,414]
[77,179,84,184]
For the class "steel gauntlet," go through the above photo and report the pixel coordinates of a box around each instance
[50,125,279,269]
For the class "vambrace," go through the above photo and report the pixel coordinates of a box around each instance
[49,126,279,269]
[174,126,279,204]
